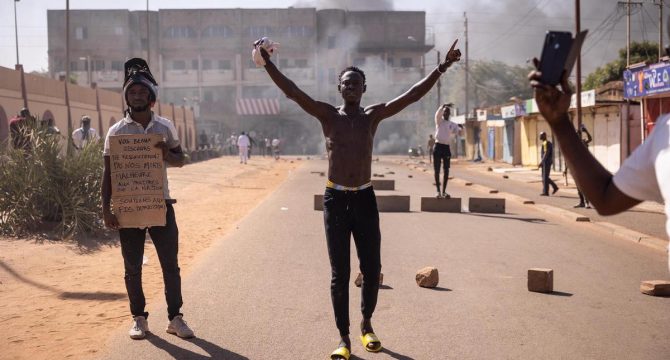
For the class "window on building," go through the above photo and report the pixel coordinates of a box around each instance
[202,25,233,38]
[328,68,336,84]
[248,26,273,38]
[295,59,308,68]
[140,38,148,51]
[163,26,196,39]
[204,91,213,102]
[279,59,288,68]
[400,58,412,68]
[327,36,336,49]
[172,60,186,70]
[387,57,394,67]
[114,27,123,35]
[353,58,365,67]
[287,25,313,37]
[111,61,123,71]
[192,59,199,70]
[218,60,231,70]
[70,61,79,71]
[202,59,212,70]
[75,27,87,40]
[94,60,105,71]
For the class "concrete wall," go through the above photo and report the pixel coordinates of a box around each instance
[0,66,195,149]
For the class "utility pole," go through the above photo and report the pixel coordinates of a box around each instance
[576,0,582,128]
[14,0,19,65]
[618,1,644,66]
[436,50,441,107]
[464,12,469,118]
[654,0,664,58]
[65,0,73,156]
[146,0,150,65]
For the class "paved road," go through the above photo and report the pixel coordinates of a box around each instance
[401,157,667,241]
[97,158,670,360]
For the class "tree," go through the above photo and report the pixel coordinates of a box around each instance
[466,60,534,109]
[584,41,659,90]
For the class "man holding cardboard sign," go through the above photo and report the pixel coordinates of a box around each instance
[101,58,194,340]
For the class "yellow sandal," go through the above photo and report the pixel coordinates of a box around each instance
[360,332,382,353]
[330,346,350,360]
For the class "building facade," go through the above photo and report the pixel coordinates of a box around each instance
[47,8,434,154]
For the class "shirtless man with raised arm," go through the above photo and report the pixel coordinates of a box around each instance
[259,40,461,359]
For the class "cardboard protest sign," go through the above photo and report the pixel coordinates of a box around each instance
[109,134,166,228]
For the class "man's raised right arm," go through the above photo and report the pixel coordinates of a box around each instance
[260,48,332,119]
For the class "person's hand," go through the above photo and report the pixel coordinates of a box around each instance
[155,140,169,160]
[438,40,461,72]
[528,58,572,125]
[103,208,120,230]
[259,47,271,63]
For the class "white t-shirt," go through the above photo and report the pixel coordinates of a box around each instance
[434,107,460,145]
[237,134,250,147]
[271,138,280,147]
[72,127,100,149]
[613,113,669,271]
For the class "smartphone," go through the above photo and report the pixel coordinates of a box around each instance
[538,31,573,86]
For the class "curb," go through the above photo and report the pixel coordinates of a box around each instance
[425,169,668,253]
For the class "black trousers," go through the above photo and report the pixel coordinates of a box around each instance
[433,143,452,193]
[541,162,558,195]
[323,187,382,337]
[119,203,183,320]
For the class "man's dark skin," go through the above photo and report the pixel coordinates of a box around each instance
[102,84,186,229]
[260,40,461,355]
[528,59,640,215]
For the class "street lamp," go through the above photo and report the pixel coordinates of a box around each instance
[14,0,20,65]
[79,56,91,86]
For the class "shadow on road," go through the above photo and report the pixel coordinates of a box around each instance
[381,347,416,360]
[463,213,550,224]
[429,286,451,292]
[380,284,394,290]
[146,333,250,359]
[547,291,573,297]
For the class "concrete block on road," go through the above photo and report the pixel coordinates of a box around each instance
[372,179,395,190]
[376,195,410,212]
[354,272,384,287]
[420,197,461,212]
[468,197,505,214]
[489,189,499,194]
[314,194,324,211]
[465,182,473,186]
[523,200,535,205]
[640,280,670,296]
[528,268,553,293]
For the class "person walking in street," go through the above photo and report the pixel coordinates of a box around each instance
[433,103,461,198]
[101,58,194,341]
[258,36,461,359]
[72,115,100,150]
[529,58,670,273]
[271,138,280,160]
[538,131,559,196]
[237,131,250,164]
[427,134,435,164]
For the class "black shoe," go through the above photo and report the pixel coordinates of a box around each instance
[574,203,585,208]
[552,187,559,195]
[540,193,549,196]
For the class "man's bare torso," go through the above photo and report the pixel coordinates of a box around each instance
[321,106,378,187]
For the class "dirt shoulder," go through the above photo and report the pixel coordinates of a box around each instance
[0,156,301,360]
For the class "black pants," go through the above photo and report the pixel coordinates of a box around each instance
[541,162,558,195]
[433,143,452,193]
[119,203,183,320]
[323,187,382,337]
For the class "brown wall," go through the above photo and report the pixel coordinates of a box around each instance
[0,66,195,145]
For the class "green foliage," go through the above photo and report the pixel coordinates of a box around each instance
[0,119,104,239]
[458,60,534,110]
[584,41,659,90]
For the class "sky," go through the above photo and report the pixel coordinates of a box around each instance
[0,0,667,78]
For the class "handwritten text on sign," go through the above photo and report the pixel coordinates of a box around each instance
[109,134,166,228]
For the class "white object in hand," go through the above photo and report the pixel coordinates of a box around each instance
[252,37,279,67]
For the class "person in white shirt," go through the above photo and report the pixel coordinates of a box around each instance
[72,115,100,150]
[271,138,280,160]
[529,59,669,273]
[433,103,461,198]
[237,131,251,164]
